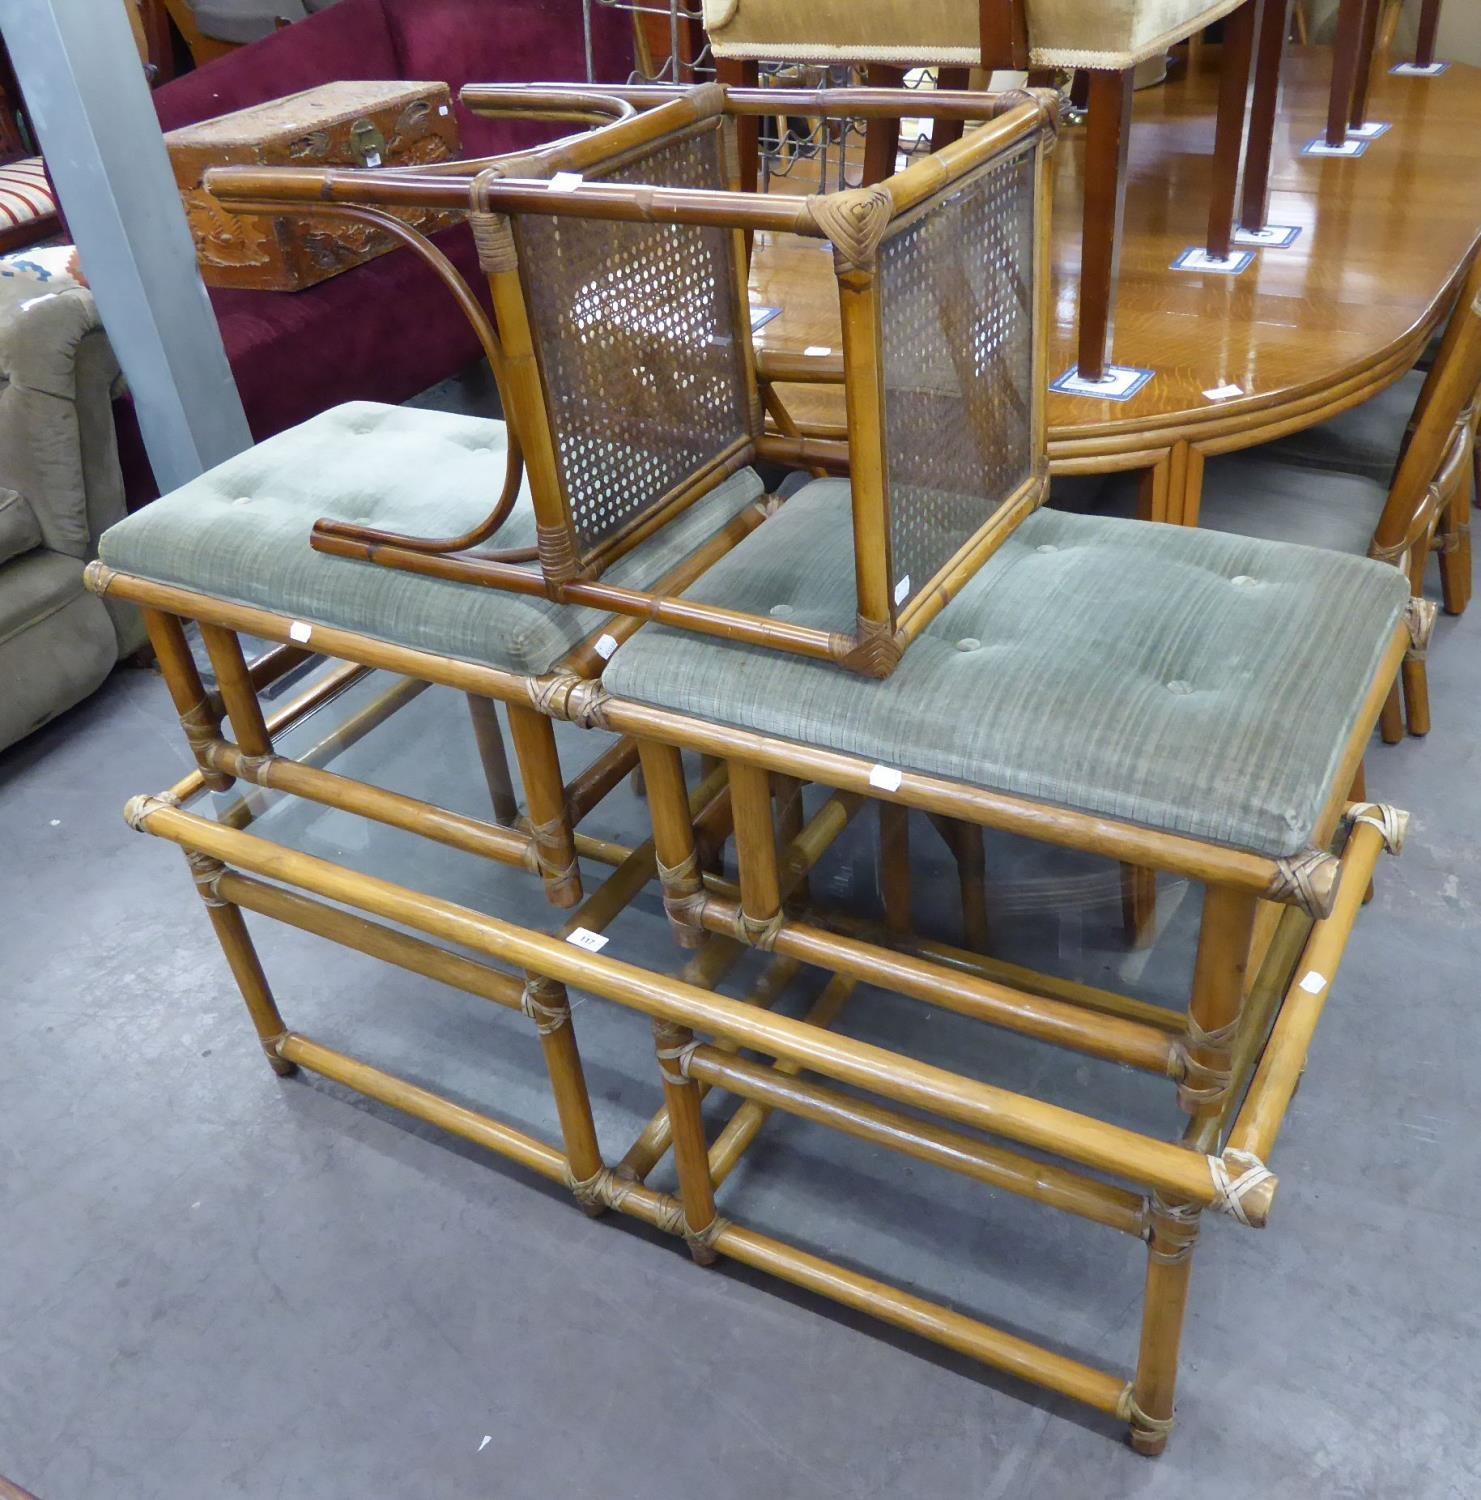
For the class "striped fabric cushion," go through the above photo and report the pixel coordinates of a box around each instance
[0,158,57,232]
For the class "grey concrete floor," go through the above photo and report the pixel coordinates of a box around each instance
[4,427,1480,1497]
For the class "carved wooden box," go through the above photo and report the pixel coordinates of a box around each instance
[166,80,462,293]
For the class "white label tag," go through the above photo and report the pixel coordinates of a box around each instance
[893,575,911,605]
[363,151,382,168]
[288,621,313,643]
[1299,970,1327,994]
[438,104,450,116]
[594,632,619,661]
[1203,383,1243,401]
[803,344,832,357]
[566,927,609,952]
[549,171,583,192]
[868,764,903,792]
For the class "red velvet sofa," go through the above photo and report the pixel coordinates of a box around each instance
[117,0,631,502]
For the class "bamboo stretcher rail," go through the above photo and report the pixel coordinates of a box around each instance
[271,1024,1130,1416]
[620,786,861,1182]
[686,889,1181,1076]
[127,799,1276,1221]
[166,660,373,808]
[690,1047,1149,1238]
[817,910,1185,1034]
[706,973,856,1187]
[1230,820,1390,1161]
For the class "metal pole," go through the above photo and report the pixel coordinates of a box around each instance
[0,0,251,491]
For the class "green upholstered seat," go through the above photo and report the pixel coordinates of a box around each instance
[1193,454,1388,557]
[603,483,1408,857]
[1261,369,1422,485]
[99,403,766,677]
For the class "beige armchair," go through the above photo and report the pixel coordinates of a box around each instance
[0,260,143,752]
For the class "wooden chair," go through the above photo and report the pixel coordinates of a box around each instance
[702,0,1278,383]
[1186,253,1481,738]
[212,82,1059,679]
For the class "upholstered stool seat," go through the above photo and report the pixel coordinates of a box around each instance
[98,402,766,676]
[701,0,1247,68]
[604,482,1407,857]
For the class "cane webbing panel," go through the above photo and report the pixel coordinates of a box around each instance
[605,485,1409,857]
[98,404,765,676]
[878,143,1036,613]
[515,124,752,560]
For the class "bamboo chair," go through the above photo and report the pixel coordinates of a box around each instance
[702,0,1276,382]
[212,82,1060,680]
[1186,252,1481,737]
[85,91,787,915]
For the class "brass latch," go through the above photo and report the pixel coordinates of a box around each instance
[349,118,387,168]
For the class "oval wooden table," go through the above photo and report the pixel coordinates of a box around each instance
[750,45,1481,524]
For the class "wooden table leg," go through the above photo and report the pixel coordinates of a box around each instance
[1415,0,1443,69]
[1348,0,1381,130]
[863,64,905,185]
[1239,0,1292,231]
[1326,0,1366,145]
[1077,68,1135,382]
[1207,0,1261,260]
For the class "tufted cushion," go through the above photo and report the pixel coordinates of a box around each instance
[604,484,1408,856]
[1193,454,1387,555]
[99,402,766,676]
[702,0,1246,68]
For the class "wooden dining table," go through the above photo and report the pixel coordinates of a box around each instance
[750,45,1481,524]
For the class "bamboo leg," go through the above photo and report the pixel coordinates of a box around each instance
[1326,0,1365,145]
[652,1018,721,1264]
[638,740,708,949]
[199,623,271,756]
[185,850,295,1076]
[1438,485,1471,616]
[1348,0,1380,129]
[505,702,581,907]
[1127,1197,1201,1455]
[1401,655,1431,736]
[1179,887,1258,1117]
[1239,0,1291,231]
[730,759,783,944]
[522,974,606,1215]
[879,802,912,935]
[1415,0,1441,68]
[1376,679,1407,748]
[466,694,519,826]
[950,820,991,952]
[1206,0,1259,261]
[1078,69,1135,382]
[774,774,808,907]
[141,608,232,792]
[1120,864,1158,948]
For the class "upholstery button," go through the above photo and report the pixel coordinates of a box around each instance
[769,603,793,618]
[1167,680,1193,695]
[1036,543,1058,553]
[955,637,981,652]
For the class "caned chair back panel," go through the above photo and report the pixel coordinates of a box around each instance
[512,120,756,562]
[877,138,1037,613]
